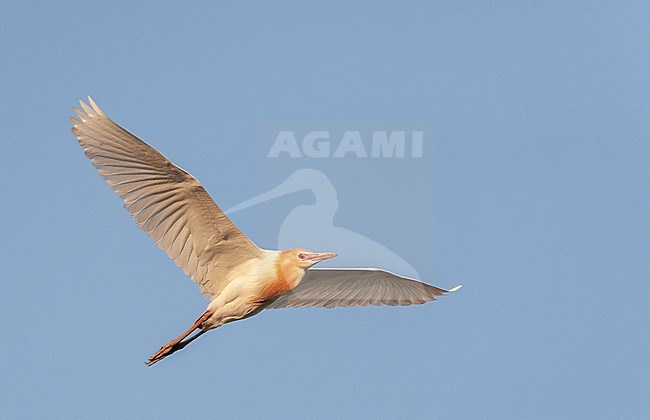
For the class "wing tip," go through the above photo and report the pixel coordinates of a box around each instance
[75,96,103,118]
[78,98,93,115]
[87,96,104,114]
[447,284,463,293]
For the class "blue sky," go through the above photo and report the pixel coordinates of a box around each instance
[1,1,649,418]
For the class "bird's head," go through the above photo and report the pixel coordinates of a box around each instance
[284,248,337,269]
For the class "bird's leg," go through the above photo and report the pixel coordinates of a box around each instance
[146,310,212,366]
[174,329,207,351]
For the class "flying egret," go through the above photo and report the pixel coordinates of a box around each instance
[70,98,462,366]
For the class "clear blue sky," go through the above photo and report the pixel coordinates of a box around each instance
[1,1,648,418]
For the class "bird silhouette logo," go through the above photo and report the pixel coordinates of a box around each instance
[226,168,420,279]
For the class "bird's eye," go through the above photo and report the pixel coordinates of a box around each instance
[298,253,306,260]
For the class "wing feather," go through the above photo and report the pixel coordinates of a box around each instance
[267,268,461,309]
[71,97,261,298]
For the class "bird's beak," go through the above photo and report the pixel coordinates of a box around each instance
[305,252,337,262]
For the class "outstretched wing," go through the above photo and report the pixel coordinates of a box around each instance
[71,97,261,298]
[267,268,461,309]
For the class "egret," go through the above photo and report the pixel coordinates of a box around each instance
[70,98,461,366]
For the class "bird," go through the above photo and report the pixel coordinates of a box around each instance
[70,97,462,366]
